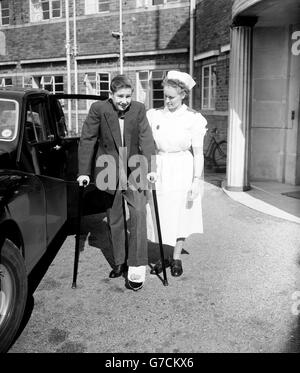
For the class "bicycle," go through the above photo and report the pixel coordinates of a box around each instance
[204,128,227,171]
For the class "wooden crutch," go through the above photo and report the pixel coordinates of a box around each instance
[151,187,168,286]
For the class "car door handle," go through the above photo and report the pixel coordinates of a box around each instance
[53,145,61,150]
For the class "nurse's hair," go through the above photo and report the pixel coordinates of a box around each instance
[162,78,189,98]
[110,74,134,93]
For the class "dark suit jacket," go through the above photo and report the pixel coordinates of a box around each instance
[78,99,156,194]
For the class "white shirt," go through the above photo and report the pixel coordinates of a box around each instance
[119,118,124,146]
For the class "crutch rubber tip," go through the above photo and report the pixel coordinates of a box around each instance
[163,280,168,286]
[71,283,77,289]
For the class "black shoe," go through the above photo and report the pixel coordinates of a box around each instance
[109,264,127,278]
[170,259,183,277]
[150,257,171,275]
[127,280,144,291]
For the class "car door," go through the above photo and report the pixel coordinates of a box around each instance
[2,172,48,272]
[23,95,67,244]
[50,93,111,219]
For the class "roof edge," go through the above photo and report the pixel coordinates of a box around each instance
[232,0,263,20]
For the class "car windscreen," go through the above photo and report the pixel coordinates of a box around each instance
[0,99,18,141]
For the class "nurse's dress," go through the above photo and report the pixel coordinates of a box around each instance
[146,104,207,247]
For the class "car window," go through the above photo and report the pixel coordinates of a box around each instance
[50,96,67,138]
[0,99,18,141]
[25,99,54,144]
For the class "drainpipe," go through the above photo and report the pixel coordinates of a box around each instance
[112,0,124,74]
[119,0,124,74]
[73,0,79,134]
[189,0,196,108]
[65,0,72,131]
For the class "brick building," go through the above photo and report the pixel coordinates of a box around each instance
[194,0,233,145]
[0,0,189,131]
[0,0,231,140]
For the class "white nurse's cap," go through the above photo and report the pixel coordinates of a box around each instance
[166,70,196,90]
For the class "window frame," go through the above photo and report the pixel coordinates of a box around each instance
[30,0,62,23]
[137,0,179,7]
[152,0,179,5]
[22,75,64,94]
[85,0,110,15]
[98,0,110,12]
[136,70,167,109]
[84,71,110,95]
[0,77,12,87]
[0,0,9,26]
[84,71,110,110]
[201,63,216,110]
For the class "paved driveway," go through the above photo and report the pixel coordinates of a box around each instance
[8,178,300,353]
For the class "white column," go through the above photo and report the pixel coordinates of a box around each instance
[226,17,256,191]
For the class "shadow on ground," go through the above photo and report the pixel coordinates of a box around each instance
[204,167,226,188]
[78,213,178,276]
[284,314,300,353]
[284,253,300,353]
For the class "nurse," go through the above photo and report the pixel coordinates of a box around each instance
[147,70,207,277]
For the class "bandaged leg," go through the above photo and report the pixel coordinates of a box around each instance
[128,265,146,283]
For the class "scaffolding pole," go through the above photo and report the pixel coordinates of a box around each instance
[189,0,196,108]
[65,0,72,131]
[119,0,123,74]
[73,0,79,134]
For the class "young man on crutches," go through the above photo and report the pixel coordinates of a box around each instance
[77,74,158,291]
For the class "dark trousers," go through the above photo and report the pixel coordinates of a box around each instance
[106,189,148,267]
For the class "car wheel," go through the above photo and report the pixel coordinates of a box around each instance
[0,238,28,353]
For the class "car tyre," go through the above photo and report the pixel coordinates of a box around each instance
[0,238,28,353]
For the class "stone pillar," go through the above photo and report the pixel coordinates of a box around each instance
[226,16,257,191]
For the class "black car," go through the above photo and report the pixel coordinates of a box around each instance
[0,88,108,352]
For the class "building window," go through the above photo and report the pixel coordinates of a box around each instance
[30,0,62,22]
[85,0,110,14]
[84,72,110,96]
[98,0,110,12]
[41,75,64,93]
[23,77,35,89]
[0,77,12,87]
[152,0,178,4]
[22,75,64,93]
[137,70,166,109]
[137,0,178,6]
[0,0,9,26]
[202,64,216,110]
[84,72,110,109]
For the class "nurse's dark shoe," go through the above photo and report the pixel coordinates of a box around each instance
[150,257,171,275]
[170,259,183,277]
